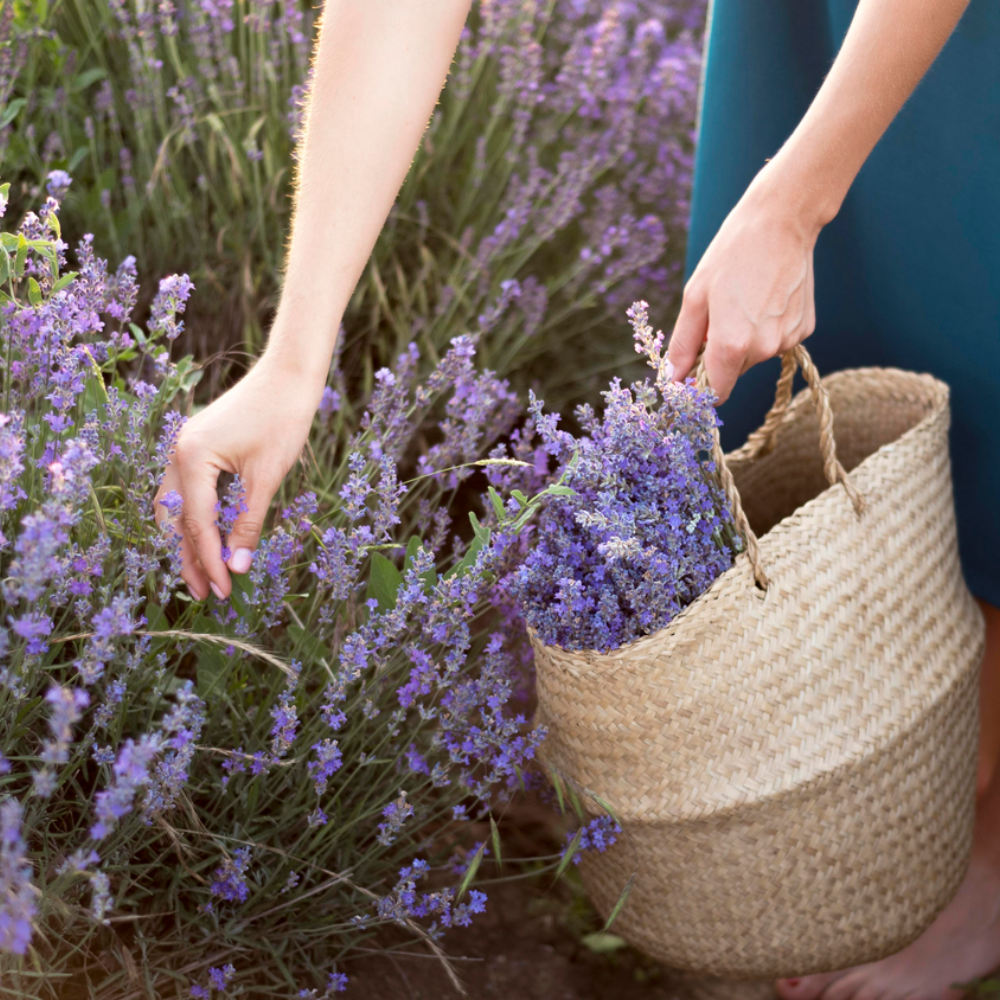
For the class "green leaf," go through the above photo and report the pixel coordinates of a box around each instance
[129,322,147,345]
[0,98,26,129]
[545,485,576,497]
[601,873,636,932]
[68,146,88,173]
[589,793,623,829]
[196,647,228,700]
[549,769,567,814]
[468,511,491,544]
[367,552,403,612]
[581,932,627,954]
[443,533,485,580]
[144,603,170,633]
[191,613,223,635]
[566,783,586,821]
[228,569,254,610]
[13,235,27,279]
[511,490,529,507]
[555,827,584,878]
[512,764,527,794]
[489,815,502,874]
[51,270,77,294]
[72,67,106,91]
[456,841,487,902]
[81,374,108,414]
[27,277,41,306]
[487,486,506,521]
[404,536,423,564]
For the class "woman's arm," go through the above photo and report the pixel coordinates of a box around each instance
[668,0,971,401]
[268,0,473,390]
[155,0,472,603]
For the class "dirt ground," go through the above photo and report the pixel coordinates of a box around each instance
[345,797,776,1000]
[344,876,775,1000]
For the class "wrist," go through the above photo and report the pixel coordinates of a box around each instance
[746,149,846,237]
[261,308,341,398]
[252,344,329,414]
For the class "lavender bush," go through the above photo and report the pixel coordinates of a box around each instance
[504,301,741,652]
[0,186,606,997]
[0,0,705,406]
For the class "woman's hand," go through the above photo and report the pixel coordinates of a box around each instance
[667,164,824,402]
[149,0,473,605]
[669,0,971,404]
[153,354,322,603]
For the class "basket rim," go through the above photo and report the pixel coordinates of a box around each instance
[527,364,950,661]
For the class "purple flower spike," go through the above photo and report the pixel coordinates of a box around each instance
[209,846,252,905]
[0,800,36,956]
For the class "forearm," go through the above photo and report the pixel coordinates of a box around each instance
[758,0,969,230]
[265,0,472,392]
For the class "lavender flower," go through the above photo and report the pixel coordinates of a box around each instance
[318,386,341,418]
[508,302,738,652]
[326,972,348,994]
[45,169,72,201]
[148,273,194,341]
[209,846,252,905]
[0,800,35,955]
[208,965,236,991]
[376,790,414,848]
[375,859,487,935]
[307,739,343,795]
[563,815,622,865]
[143,682,206,821]
[91,735,163,840]
[40,684,90,766]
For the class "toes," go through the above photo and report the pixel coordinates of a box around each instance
[852,989,885,1000]
[822,971,881,1000]
[775,973,845,1000]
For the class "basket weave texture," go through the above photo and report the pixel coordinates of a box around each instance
[531,351,984,978]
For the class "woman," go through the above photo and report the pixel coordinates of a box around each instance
[675,1,1000,995]
[154,1,1000,995]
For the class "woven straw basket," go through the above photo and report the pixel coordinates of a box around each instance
[530,346,985,979]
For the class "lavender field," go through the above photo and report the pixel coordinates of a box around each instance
[0,1,707,996]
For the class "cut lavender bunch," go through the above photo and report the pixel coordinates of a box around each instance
[508,301,741,652]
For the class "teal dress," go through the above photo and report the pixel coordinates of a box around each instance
[686,0,1000,608]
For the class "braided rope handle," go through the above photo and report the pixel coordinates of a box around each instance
[696,344,864,590]
[742,352,797,460]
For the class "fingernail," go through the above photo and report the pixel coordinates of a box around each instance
[187,585,204,602]
[663,360,676,382]
[229,547,253,574]
[209,582,225,601]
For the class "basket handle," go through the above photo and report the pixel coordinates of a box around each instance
[695,343,864,590]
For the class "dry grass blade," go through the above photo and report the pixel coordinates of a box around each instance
[136,630,296,676]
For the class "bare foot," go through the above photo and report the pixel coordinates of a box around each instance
[775,769,1000,1000]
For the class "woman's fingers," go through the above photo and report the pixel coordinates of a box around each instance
[180,468,229,602]
[224,477,276,580]
[172,436,231,602]
[155,470,210,602]
[667,284,709,382]
[703,323,750,404]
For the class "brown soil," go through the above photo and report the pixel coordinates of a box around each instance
[344,876,774,1000]
[344,797,775,1000]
